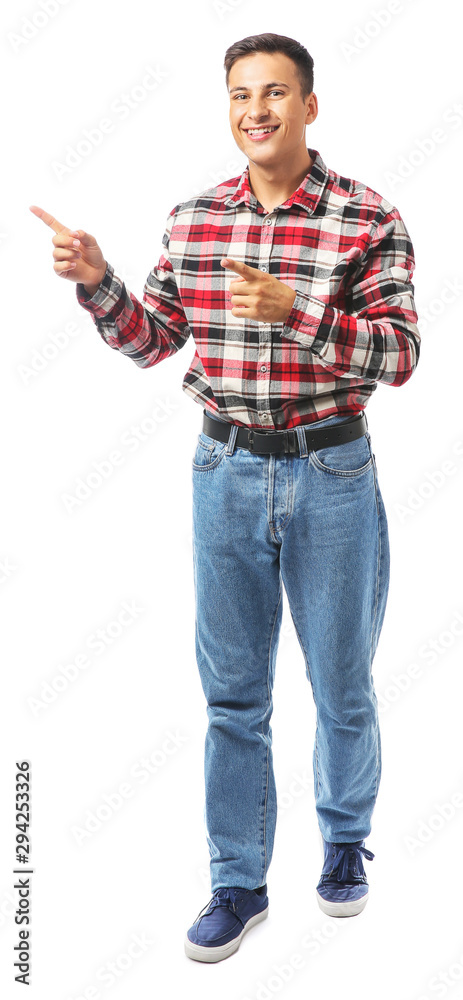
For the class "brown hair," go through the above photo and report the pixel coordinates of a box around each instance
[224,32,314,102]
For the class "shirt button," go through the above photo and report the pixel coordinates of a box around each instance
[260,266,267,272]
[261,412,270,420]
[264,218,273,225]
[260,365,267,372]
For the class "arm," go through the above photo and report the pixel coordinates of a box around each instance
[75,206,191,368]
[280,207,420,385]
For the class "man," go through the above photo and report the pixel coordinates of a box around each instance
[30,32,420,964]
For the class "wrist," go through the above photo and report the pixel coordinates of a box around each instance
[282,287,297,323]
[84,264,106,296]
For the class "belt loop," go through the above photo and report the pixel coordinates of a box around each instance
[225,423,238,456]
[295,424,308,458]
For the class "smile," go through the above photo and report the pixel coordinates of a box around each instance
[242,125,280,141]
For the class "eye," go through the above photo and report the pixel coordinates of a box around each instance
[232,90,284,100]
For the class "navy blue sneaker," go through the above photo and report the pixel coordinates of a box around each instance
[185,884,269,962]
[316,838,374,916]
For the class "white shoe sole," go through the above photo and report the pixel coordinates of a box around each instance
[184,905,268,962]
[316,889,369,917]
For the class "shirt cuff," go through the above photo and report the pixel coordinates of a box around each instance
[282,289,330,351]
[75,261,123,316]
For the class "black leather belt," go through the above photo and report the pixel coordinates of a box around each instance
[202,409,367,456]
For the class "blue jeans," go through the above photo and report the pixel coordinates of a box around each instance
[191,409,390,892]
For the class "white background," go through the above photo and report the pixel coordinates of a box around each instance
[2,0,463,997]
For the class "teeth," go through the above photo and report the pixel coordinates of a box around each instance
[246,126,278,135]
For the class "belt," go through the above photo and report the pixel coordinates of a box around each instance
[202,410,368,456]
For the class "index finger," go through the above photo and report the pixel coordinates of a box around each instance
[220,257,257,277]
[29,205,69,235]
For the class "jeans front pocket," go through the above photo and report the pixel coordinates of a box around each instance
[309,431,373,477]
[192,432,227,472]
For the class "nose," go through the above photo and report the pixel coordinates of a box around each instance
[245,96,271,121]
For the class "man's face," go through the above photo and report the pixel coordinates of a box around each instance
[228,51,316,165]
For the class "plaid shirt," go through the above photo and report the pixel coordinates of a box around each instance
[76,147,420,430]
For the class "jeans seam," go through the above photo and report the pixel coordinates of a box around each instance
[369,447,383,802]
[261,581,282,884]
[287,612,321,799]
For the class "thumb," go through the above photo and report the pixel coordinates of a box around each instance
[67,229,93,245]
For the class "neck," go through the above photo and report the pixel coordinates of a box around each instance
[248,145,313,212]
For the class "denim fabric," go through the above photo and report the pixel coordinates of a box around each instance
[191,409,390,892]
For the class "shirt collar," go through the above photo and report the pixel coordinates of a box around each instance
[224,148,329,215]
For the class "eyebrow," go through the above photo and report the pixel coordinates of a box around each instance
[229,81,290,94]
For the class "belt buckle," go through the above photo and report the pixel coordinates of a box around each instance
[247,429,270,454]
[284,430,298,455]
[247,428,298,454]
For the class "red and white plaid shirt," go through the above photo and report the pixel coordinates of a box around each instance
[76,147,420,429]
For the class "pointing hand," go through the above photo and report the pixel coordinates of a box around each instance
[29,205,107,289]
[220,257,297,323]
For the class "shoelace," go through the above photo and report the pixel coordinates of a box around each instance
[323,842,375,883]
[192,886,244,926]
